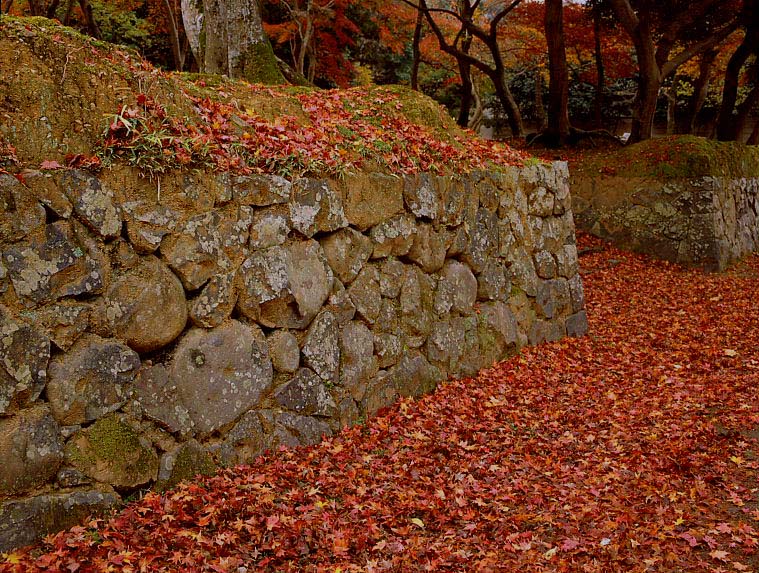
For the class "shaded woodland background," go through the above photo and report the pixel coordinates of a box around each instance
[1,0,757,146]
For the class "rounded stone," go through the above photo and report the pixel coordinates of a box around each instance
[95,255,187,353]
[170,321,274,435]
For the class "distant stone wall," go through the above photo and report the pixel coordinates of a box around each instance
[0,161,586,550]
[572,175,759,271]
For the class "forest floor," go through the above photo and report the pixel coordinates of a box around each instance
[3,233,759,572]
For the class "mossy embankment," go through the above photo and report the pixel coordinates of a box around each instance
[0,16,526,178]
[572,135,759,180]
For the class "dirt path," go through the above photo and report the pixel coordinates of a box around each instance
[3,234,759,572]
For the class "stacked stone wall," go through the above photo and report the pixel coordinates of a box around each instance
[0,161,586,549]
[572,176,759,271]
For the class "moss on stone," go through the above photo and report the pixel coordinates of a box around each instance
[65,416,158,487]
[156,443,216,493]
[574,136,759,180]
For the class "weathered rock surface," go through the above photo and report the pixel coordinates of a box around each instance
[348,266,382,323]
[290,178,348,237]
[170,321,273,434]
[339,321,378,401]
[160,211,232,291]
[237,240,333,328]
[274,367,336,416]
[0,405,63,495]
[2,221,106,304]
[156,440,216,491]
[124,203,179,253]
[369,214,417,259]
[93,255,187,352]
[0,490,120,552]
[342,172,404,230]
[219,411,266,466]
[267,330,300,374]
[232,174,292,206]
[21,302,89,352]
[0,161,586,550]
[0,173,45,243]
[438,260,477,314]
[132,364,194,436]
[0,306,50,415]
[320,228,373,285]
[301,311,340,385]
[59,170,121,239]
[189,271,237,328]
[65,415,158,487]
[249,206,291,249]
[47,334,140,426]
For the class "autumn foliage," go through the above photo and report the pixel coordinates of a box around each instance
[2,234,758,572]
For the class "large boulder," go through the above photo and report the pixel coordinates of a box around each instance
[274,367,337,417]
[319,228,373,285]
[289,178,348,237]
[341,172,404,230]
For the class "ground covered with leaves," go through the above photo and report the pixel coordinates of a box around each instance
[2,235,759,572]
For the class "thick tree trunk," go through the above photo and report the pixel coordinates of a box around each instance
[665,82,678,135]
[544,0,570,146]
[734,83,759,141]
[163,0,186,71]
[468,80,484,132]
[629,18,660,142]
[716,31,758,140]
[492,69,524,138]
[181,0,284,84]
[678,49,716,134]
[748,121,759,145]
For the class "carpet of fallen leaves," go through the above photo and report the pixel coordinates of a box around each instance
[98,86,527,178]
[3,234,759,572]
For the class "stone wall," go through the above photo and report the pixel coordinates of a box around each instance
[572,175,759,271]
[0,161,586,550]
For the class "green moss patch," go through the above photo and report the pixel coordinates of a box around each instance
[574,136,759,179]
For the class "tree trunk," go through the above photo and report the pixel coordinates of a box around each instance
[716,29,758,140]
[456,33,474,128]
[181,0,284,84]
[748,121,759,145]
[592,4,605,129]
[410,6,424,91]
[468,80,484,132]
[628,17,660,142]
[544,0,570,146]
[665,81,677,135]
[492,69,524,138]
[678,49,716,134]
[163,0,186,71]
[77,0,100,38]
[734,83,759,141]
[534,70,546,132]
